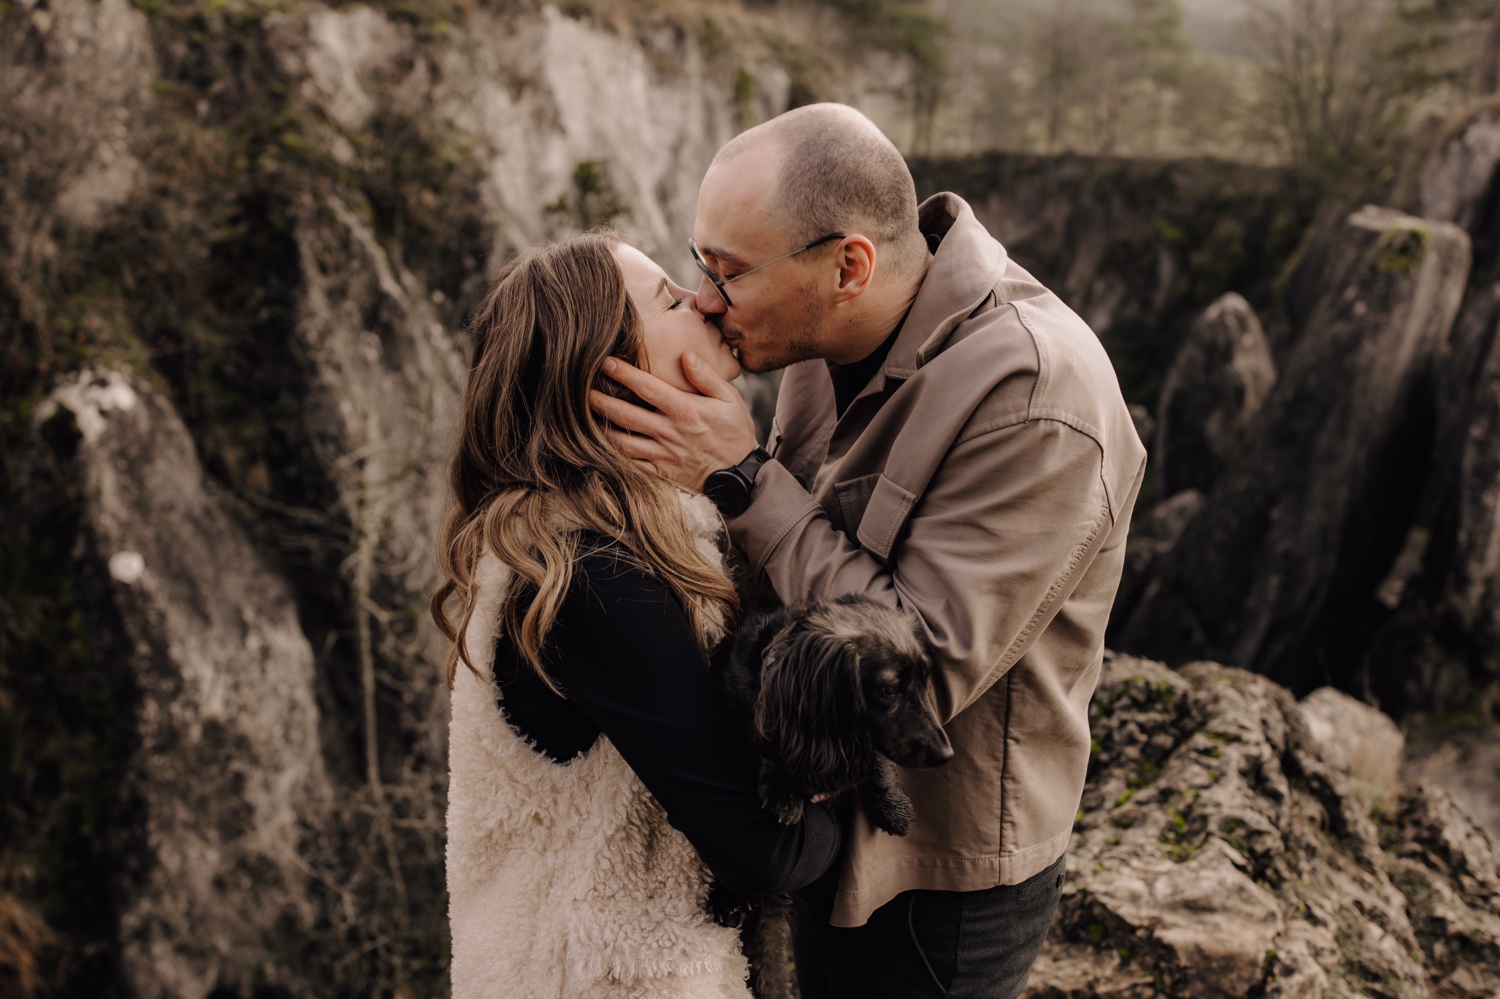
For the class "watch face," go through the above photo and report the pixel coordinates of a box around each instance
[704,470,749,516]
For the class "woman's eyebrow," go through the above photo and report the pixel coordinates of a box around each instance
[654,277,671,302]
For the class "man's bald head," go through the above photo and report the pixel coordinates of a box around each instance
[712,104,927,280]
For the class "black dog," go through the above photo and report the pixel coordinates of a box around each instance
[717,593,954,838]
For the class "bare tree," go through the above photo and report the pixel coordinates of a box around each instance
[1478,0,1500,93]
[1005,0,1191,155]
[1245,0,1407,175]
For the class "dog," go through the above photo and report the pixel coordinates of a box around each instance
[717,593,955,839]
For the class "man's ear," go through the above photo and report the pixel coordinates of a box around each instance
[833,235,877,303]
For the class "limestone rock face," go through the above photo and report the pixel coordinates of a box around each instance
[263,4,784,264]
[1361,107,1500,717]
[1420,103,1500,233]
[1024,655,1500,999]
[1154,293,1276,496]
[35,370,328,999]
[1118,207,1471,693]
[1126,490,1204,577]
[2,0,157,231]
[1112,489,1204,631]
[904,152,1309,410]
[1,0,788,992]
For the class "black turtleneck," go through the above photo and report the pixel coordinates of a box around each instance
[491,534,840,897]
[829,321,903,417]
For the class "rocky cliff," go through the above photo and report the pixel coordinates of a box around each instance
[1097,103,1500,724]
[6,0,1500,996]
[1,0,795,994]
[1027,654,1500,999]
[907,151,1312,410]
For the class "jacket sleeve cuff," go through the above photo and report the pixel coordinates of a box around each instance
[725,459,821,577]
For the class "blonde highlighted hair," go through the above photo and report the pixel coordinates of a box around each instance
[431,232,738,690]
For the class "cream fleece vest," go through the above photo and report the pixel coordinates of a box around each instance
[446,493,751,999]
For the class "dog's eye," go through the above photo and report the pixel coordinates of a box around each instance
[877,682,901,700]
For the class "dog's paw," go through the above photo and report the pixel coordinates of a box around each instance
[869,765,914,836]
[759,764,807,825]
[708,881,757,929]
[771,794,806,825]
[871,798,913,836]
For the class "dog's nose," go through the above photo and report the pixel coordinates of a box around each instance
[917,736,954,767]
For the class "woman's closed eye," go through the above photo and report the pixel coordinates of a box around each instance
[667,296,686,311]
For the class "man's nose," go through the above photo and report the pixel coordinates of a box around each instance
[695,275,727,315]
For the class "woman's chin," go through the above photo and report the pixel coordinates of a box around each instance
[710,343,741,383]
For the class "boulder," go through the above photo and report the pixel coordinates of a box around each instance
[1126,491,1205,578]
[1297,687,1404,810]
[1419,102,1500,235]
[1024,654,1500,999]
[1110,489,1205,634]
[34,370,329,999]
[1367,104,1500,716]
[1117,207,1471,694]
[1369,327,1500,716]
[1154,293,1276,496]
[1403,725,1500,847]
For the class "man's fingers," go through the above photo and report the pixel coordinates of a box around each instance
[604,428,643,454]
[681,352,743,404]
[589,390,675,440]
[605,428,662,460]
[602,357,693,415]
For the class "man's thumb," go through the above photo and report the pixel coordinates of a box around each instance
[683,352,736,400]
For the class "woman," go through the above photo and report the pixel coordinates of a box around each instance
[432,233,840,999]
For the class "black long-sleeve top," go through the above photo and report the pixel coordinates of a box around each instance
[491,536,840,896]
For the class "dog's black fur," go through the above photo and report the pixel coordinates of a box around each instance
[717,593,954,837]
[707,594,954,933]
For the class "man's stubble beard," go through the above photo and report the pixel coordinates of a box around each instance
[721,284,828,374]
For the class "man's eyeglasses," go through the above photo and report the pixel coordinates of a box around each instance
[689,232,845,308]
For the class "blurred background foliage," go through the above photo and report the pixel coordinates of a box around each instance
[854,0,1497,182]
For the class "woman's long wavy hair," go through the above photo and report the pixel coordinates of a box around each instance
[432,232,738,690]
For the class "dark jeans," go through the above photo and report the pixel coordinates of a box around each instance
[791,855,1065,999]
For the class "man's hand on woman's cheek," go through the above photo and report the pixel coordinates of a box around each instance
[588,353,759,492]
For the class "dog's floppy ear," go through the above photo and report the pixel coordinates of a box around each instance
[754,616,869,786]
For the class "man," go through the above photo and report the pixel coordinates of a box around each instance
[589,104,1146,999]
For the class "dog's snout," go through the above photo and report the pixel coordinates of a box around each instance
[918,731,954,768]
[887,715,954,769]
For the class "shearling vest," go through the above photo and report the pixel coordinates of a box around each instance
[446,493,751,999]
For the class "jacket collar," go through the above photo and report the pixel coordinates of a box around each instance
[883,193,1008,381]
[778,194,1007,459]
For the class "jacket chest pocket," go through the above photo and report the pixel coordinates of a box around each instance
[833,472,919,564]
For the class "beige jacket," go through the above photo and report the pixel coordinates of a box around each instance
[727,192,1147,928]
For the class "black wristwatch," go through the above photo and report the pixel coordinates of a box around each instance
[703,446,771,517]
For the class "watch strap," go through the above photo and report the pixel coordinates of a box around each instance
[705,446,770,516]
[734,445,771,485]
